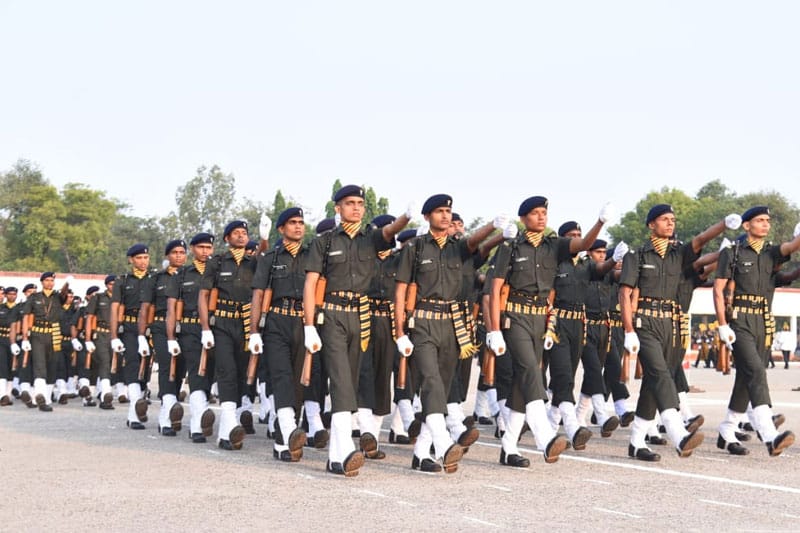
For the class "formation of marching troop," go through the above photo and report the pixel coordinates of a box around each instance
[2,185,799,477]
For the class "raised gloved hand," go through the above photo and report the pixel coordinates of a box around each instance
[10,343,20,356]
[334,212,341,226]
[304,325,322,353]
[167,339,181,355]
[84,340,96,353]
[598,202,616,224]
[111,338,125,353]
[486,330,506,356]
[493,213,510,230]
[719,237,732,252]
[718,324,736,350]
[405,201,417,220]
[396,335,414,357]
[21,339,31,352]
[201,330,215,349]
[725,213,742,230]
[65,275,75,286]
[259,213,272,240]
[612,241,629,262]
[137,335,150,357]
[502,222,518,239]
[71,338,83,352]
[416,222,429,236]
[794,222,800,238]
[248,332,263,354]
[623,331,640,354]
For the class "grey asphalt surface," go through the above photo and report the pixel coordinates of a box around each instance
[2,362,800,532]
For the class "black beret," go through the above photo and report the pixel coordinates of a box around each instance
[333,184,365,202]
[557,221,581,237]
[86,285,100,296]
[589,239,607,251]
[421,194,453,215]
[245,240,258,251]
[104,275,116,285]
[40,272,55,281]
[190,232,214,246]
[22,283,36,292]
[273,237,283,249]
[452,213,463,223]
[4,287,17,293]
[127,243,149,257]
[397,229,417,243]
[742,206,769,222]
[223,220,248,239]
[371,214,396,228]
[315,218,335,234]
[646,204,674,225]
[165,239,186,255]
[277,207,303,228]
[518,196,548,216]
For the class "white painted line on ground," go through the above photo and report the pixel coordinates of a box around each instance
[147,435,157,439]
[782,513,800,518]
[473,440,800,495]
[696,456,728,463]
[297,473,316,480]
[594,507,641,519]
[206,450,220,455]
[463,516,500,528]
[359,489,388,498]
[585,478,613,485]
[484,484,512,492]
[699,499,743,508]
[395,500,418,508]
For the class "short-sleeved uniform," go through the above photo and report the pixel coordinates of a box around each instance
[112,272,151,386]
[581,267,613,398]
[86,291,114,381]
[0,302,18,381]
[141,269,184,398]
[22,291,64,383]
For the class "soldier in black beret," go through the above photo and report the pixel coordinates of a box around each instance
[166,232,217,443]
[715,208,800,456]
[0,287,20,406]
[84,276,117,409]
[139,239,188,437]
[12,284,37,403]
[394,194,508,472]
[303,184,413,476]
[110,244,153,429]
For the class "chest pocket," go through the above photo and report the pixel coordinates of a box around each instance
[271,264,290,280]
[357,240,375,262]
[418,259,438,273]
[327,248,347,265]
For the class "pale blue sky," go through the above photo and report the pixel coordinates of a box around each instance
[2,1,798,234]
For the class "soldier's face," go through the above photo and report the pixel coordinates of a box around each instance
[743,215,770,239]
[129,253,150,270]
[425,206,452,232]
[192,243,213,263]
[167,247,187,268]
[648,214,675,239]
[448,219,465,237]
[521,207,548,233]
[564,229,581,239]
[6,292,16,303]
[589,249,606,262]
[226,228,249,248]
[279,217,305,242]
[335,197,365,224]
[105,281,115,293]
[42,277,55,290]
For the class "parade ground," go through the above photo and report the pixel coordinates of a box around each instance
[2,362,800,532]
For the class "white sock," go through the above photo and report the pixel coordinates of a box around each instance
[56,379,67,398]
[0,378,7,397]
[160,394,177,429]
[357,407,377,437]
[718,409,742,442]
[100,378,112,395]
[575,394,592,426]
[630,416,651,448]
[21,381,31,393]
[547,402,561,431]
[390,405,407,436]
[613,399,628,417]
[678,391,694,421]
[501,409,525,455]
[413,422,434,460]
[526,400,556,451]
[127,383,142,422]
[497,399,508,433]
[12,377,20,391]
[210,382,218,397]
[475,390,491,418]
[373,414,384,435]
[753,404,779,442]
[276,407,297,452]
[397,399,415,430]
[189,390,207,434]
[661,408,689,449]
[591,394,610,425]
[45,384,54,405]
[559,402,580,440]
[34,378,47,400]
[258,382,269,420]
[304,400,323,435]
[426,413,454,459]
[445,402,467,441]
[486,389,500,416]
[218,401,237,441]
[330,411,355,463]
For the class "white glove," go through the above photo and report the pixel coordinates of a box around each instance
[10,343,20,356]
[201,330,215,349]
[598,202,616,224]
[612,241,629,262]
[486,330,506,356]
[725,213,742,230]
[334,212,341,226]
[623,332,640,355]
[21,340,31,352]
[259,214,272,239]
[502,222,518,239]
[167,339,181,355]
[794,222,800,238]
[396,335,414,357]
[248,332,263,354]
[719,237,732,252]
[493,213,510,230]
[111,338,125,353]
[84,340,96,353]
[137,335,150,357]
[718,324,736,349]
[71,338,83,352]
[304,325,322,353]
[416,222,429,236]
[404,201,417,220]
[65,275,75,286]
[543,335,554,351]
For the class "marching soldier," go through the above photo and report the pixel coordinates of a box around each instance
[486,197,614,467]
[140,239,188,437]
[13,283,38,405]
[0,287,18,405]
[85,277,116,409]
[394,194,504,473]
[303,185,411,476]
[166,233,216,443]
[110,244,153,430]
[715,208,800,456]
[55,287,82,404]
[620,205,739,461]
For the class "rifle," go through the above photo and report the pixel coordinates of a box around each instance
[404,236,424,330]
[717,337,731,375]
[300,350,313,387]
[397,355,408,390]
[85,315,96,370]
[198,346,208,377]
[620,350,630,383]
[21,314,33,368]
[481,345,495,387]
[249,250,277,385]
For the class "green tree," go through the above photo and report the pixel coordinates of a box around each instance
[172,165,236,240]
